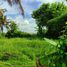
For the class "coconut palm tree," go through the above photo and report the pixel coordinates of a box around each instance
[0,9,8,33]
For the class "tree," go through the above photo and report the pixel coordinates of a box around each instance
[5,21,18,38]
[32,2,67,38]
[0,9,8,33]
[46,13,67,38]
[7,21,18,32]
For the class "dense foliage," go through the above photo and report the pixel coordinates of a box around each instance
[32,2,67,38]
[46,13,67,38]
[40,23,67,67]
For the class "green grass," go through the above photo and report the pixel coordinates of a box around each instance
[0,38,57,67]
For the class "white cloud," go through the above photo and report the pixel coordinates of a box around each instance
[37,0,55,3]
[37,0,65,3]
[14,16,37,33]
[15,16,29,25]
[21,22,37,33]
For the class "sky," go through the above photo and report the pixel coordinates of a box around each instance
[0,0,66,33]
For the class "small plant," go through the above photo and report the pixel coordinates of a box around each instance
[1,52,12,61]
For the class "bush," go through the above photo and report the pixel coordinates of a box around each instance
[5,30,32,38]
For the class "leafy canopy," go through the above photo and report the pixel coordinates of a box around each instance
[32,2,67,38]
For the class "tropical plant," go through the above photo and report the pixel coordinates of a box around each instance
[46,13,67,38]
[0,8,8,33]
[38,23,67,67]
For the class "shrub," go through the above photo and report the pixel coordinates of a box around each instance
[5,30,32,38]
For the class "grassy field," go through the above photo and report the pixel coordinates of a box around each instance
[0,38,57,67]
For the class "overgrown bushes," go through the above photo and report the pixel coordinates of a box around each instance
[5,21,31,38]
[5,30,32,38]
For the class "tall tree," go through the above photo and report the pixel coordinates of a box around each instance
[32,2,67,38]
[0,9,7,33]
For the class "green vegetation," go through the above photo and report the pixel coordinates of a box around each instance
[46,13,67,38]
[0,1,67,67]
[0,38,57,67]
[0,9,8,33]
[32,2,67,38]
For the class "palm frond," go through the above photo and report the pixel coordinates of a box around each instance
[6,0,12,6]
[6,0,24,16]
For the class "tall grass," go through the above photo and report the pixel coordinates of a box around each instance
[0,38,57,67]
